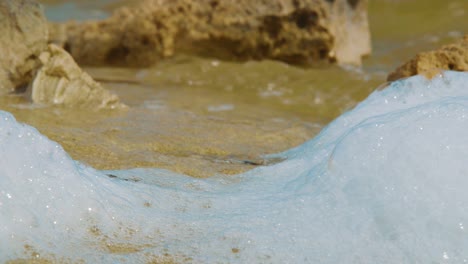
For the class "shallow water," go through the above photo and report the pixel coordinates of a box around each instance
[2,0,466,178]
[2,1,468,262]
[2,72,468,263]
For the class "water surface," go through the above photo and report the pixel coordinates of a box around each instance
[4,0,467,177]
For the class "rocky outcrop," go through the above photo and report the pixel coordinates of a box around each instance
[52,0,370,67]
[0,0,123,108]
[0,0,48,92]
[30,44,123,108]
[388,35,468,82]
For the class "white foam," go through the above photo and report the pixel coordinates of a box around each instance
[1,71,468,263]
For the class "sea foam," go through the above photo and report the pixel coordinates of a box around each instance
[1,71,468,263]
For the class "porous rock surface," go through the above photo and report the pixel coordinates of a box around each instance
[53,0,371,66]
[0,0,122,108]
[0,0,48,92]
[388,35,468,81]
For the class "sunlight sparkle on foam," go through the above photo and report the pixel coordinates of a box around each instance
[1,71,468,263]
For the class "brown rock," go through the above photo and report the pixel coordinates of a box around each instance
[387,35,468,82]
[29,44,124,108]
[54,0,370,67]
[0,0,48,92]
[0,0,123,108]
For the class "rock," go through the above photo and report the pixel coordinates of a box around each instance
[0,0,48,92]
[54,0,370,67]
[388,35,468,82]
[30,44,124,109]
[0,0,123,108]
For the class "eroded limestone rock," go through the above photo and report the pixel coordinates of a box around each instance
[30,44,124,108]
[388,35,468,82]
[0,0,48,92]
[53,0,370,67]
[0,0,123,108]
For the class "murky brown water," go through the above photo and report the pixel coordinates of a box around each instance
[3,0,467,177]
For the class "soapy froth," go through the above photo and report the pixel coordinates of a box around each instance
[1,71,468,263]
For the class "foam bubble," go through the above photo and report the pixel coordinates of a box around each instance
[1,71,468,263]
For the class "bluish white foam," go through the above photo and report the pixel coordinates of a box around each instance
[1,71,468,263]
